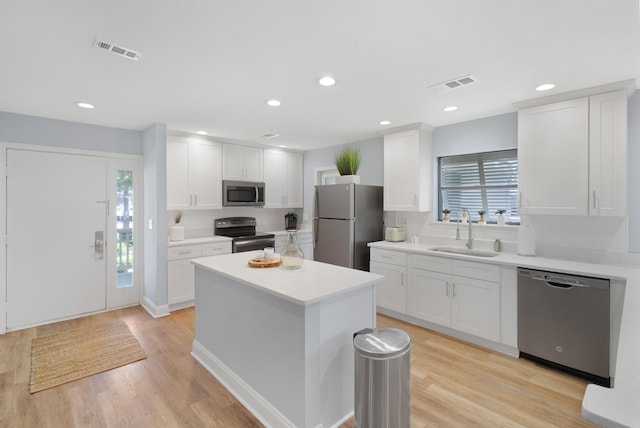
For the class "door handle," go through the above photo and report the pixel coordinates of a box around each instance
[91,231,104,260]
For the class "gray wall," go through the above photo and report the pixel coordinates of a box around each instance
[143,123,168,307]
[0,111,142,154]
[628,91,640,253]
[302,138,383,223]
[432,112,517,157]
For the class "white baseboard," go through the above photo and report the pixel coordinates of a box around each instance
[168,299,194,312]
[191,340,297,428]
[140,295,170,318]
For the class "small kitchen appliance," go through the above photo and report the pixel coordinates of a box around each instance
[385,227,406,242]
[285,212,298,230]
[214,217,275,253]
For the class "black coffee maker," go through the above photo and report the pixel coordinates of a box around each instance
[285,212,298,230]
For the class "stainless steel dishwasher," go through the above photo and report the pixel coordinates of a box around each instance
[518,268,610,387]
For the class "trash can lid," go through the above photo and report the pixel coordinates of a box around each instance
[353,327,411,359]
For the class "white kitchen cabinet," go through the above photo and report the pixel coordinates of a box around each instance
[222,144,263,182]
[370,249,407,313]
[588,91,627,217]
[167,241,231,307]
[518,90,627,216]
[407,254,500,342]
[383,126,432,212]
[167,137,222,210]
[264,149,303,208]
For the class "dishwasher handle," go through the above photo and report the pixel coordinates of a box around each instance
[519,268,609,290]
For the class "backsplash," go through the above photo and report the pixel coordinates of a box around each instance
[167,207,303,238]
[384,210,636,264]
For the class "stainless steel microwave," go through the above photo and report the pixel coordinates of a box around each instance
[222,180,265,206]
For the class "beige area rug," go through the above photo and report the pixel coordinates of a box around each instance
[30,318,146,393]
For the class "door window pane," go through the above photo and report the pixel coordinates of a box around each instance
[117,170,134,288]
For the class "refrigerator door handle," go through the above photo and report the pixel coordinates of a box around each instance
[313,188,319,218]
[313,217,318,248]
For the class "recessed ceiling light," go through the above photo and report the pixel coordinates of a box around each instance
[196,131,208,135]
[266,99,281,107]
[379,120,391,126]
[536,83,555,91]
[76,102,95,109]
[443,106,458,112]
[318,76,336,87]
[277,144,287,148]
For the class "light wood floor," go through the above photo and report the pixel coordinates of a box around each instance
[0,306,595,427]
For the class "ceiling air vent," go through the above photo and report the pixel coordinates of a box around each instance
[94,38,141,61]
[261,133,280,139]
[429,75,478,93]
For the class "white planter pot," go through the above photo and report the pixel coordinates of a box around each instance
[334,175,360,184]
[169,225,185,241]
[497,215,505,226]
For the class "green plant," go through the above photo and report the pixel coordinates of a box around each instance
[334,145,361,176]
[478,210,486,216]
[442,209,451,214]
[495,209,506,215]
[174,211,182,224]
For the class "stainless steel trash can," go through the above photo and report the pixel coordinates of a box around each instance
[354,327,411,428]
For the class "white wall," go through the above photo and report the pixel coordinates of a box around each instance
[627,91,640,253]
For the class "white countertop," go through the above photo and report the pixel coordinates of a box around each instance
[268,229,312,237]
[191,251,383,306]
[168,236,232,247]
[369,240,640,428]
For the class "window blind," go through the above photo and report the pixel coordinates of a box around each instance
[439,149,518,224]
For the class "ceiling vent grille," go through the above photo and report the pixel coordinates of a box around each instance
[261,133,280,139]
[429,75,478,93]
[94,38,141,61]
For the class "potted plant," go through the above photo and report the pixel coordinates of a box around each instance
[169,211,185,241]
[495,209,506,226]
[442,209,451,223]
[334,145,361,184]
[478,210,487,225]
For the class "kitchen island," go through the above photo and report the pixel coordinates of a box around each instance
[190,252,382,428]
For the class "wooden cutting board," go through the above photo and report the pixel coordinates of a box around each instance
[247,258,282,268]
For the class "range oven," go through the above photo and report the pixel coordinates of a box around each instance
[214,217,274,253]
[222,180,265,207]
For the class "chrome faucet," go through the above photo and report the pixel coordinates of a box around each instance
[465,209,473,249]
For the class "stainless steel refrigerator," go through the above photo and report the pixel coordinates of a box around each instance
[313,183,383,271]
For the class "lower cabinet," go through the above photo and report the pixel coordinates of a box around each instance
[168,241,231,306]
[407,254,500,342]
[370,249,407,313]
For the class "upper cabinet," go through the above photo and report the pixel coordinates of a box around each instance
[518,90,627,216]
[222,144,263,182]
[167,137,222,210]
[383,126,432,211]
[263,149,303,208]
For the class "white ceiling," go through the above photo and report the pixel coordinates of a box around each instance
[1,1,639,151]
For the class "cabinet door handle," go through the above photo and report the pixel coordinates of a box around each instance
[195,194,198,205]
[445,281,449,296]
[593,190,597,209]
[452,282,456,298]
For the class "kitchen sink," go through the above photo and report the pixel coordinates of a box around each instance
[428,246,499,258]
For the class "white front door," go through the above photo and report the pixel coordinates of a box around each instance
[6,149,107,329]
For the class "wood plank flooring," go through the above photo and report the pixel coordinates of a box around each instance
[0,306,595,427]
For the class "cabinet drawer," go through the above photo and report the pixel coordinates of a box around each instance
[168,245,202,261]
[370,248,407,266]
[410,254,451,274]
[202,242,231,256]
[452,260,500,283]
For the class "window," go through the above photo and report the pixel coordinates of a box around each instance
[438,149,519,224]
